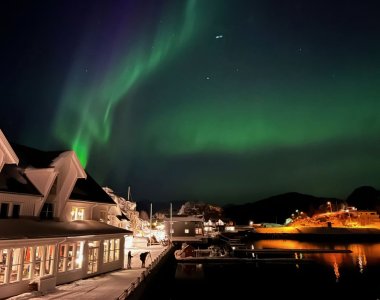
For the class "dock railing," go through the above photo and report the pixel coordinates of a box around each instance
[115,245,172,300]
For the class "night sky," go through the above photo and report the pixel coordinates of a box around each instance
[2,0,380,205]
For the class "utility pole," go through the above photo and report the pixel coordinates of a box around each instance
[149,203,152,244]
[170,203,173,245]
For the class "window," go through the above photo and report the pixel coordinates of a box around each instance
[58,242,83,272]
[75,242,84,269]
[9,248,21,283]
[40,203,54,219]
[103,239,120,263]
[184,229,189,234]
[0,245,56,284]
[87,241,100,274]
[103,240,109,263]
[34,246,43,277]
[12,204,20,218]
[0,249,8,284]
[44,245,55,275]
[22,247,33,280]
[114,239,120,261]
[71,207,85,221]
[0,203,9,218]
[195,228,203,235]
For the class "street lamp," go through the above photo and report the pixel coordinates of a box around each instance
[327,201,332,213]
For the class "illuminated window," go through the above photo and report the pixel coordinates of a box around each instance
[22,247,33,280]
[44,245,55,275]
[0,249,8,284]
[109,239,115,262]
[88,241,100,274]
[103,239,120,264]
[75,242,84,269]
[103,240,109,263]
[0,245,56,284]
[34,246,43,277]
[184,229,189,234]
[10,248,22,283]
[71,207,85,221]
[195,228,203,235]
[58,242,83,272]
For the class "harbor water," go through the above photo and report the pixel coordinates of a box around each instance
[137,240,380,300]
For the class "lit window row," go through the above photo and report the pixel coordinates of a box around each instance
[0,245,55,285]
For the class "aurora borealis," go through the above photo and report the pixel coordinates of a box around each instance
[2,0,380,204]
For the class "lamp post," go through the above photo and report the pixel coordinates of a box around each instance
[327,201,332,213]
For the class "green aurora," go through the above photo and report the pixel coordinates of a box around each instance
[2,0,380,204]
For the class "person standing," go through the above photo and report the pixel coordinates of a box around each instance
[140,251,149,268]
[127,251,133,269]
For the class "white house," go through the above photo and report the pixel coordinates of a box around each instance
[0,130,132,299]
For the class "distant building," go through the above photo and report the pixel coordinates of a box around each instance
[0,130,132,299]
[164,215,204,242]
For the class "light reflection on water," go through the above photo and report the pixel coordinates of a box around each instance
[142,241,380,300]
[250,239,379,281]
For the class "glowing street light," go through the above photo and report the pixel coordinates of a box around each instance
[327,201,332,213]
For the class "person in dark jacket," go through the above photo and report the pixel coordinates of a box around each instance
[140,251,149,268]
[127,251,133,269]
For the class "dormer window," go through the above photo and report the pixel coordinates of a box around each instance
[40,203,54,220]
[71,207,85,221]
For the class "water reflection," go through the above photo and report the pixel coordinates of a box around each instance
[250,239,380,279]
[175,263,204,280]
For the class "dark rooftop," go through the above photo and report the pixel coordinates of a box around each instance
[11,143,65,169]
[0,164,42,196]
[70,173,115,204]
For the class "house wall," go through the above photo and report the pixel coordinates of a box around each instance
[54,160,79,218]
[0,193,41,217]
[0,237,63,299]
[165,220,204,237]
[0,234,127,298]
[56,234,125,285]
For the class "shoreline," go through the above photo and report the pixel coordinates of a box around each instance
[224,226,380,242]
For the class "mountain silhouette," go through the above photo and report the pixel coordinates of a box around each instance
[346,186,380,211]
[223,192,343,225]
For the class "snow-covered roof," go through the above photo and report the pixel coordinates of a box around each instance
[0,219,132,240]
